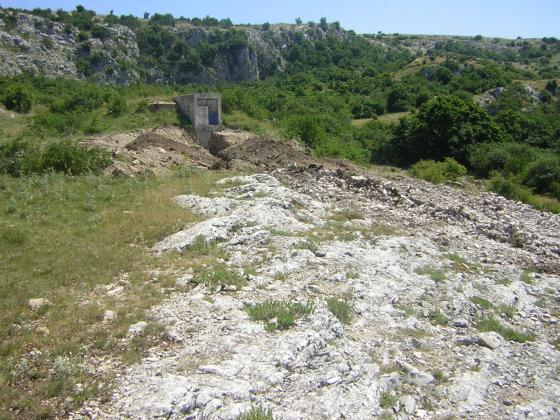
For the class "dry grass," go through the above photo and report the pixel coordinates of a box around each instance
[0,169,233,417]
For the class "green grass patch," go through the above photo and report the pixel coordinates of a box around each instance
[476,317,535,343]
[0,169,233,417]
[238,406,274,420]
[327,298,352,324]
[192,265,247,292]
[244,300,314,332]
[496,303,516,319]
[379,391,398,409]
[520,270,535,285]
[415,266,446,282]
[294,239,319,253]
[470,296,494,309]
[429,309,448,326]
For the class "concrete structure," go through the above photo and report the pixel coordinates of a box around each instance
[147,102,176,112]
[174,93,222,129]
[174,93,222,149]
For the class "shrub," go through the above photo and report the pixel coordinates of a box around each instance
[410,158,466,184]
[2,83,34,113]
[41,141,111,175]
[106,95,128,116]
[524,155,560,196]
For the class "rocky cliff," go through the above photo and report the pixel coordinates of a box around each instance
[0,9,347,85]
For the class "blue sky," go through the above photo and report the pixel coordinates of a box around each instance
[3,0,559,38]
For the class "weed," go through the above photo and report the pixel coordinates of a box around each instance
[346,271,360,279]
[415,266,446,282]
[294,239,319,253]
[476,317,535,343]
[327,298,352,324]
[193,265,247,292]
[446,253,476,273]
[328,209,365,222]
[496,303,516,319]
[395,304,416,317]
[520,270,535,285]
[183,235,229,260]
[470,296,494,309]
[379,391,398,409]
[432,370,446,383]
[429,310,448,326]
[244,300,314,332]
[238,406,274,420]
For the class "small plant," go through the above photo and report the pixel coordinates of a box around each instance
[193,265,246,292]
[294,239,319,253]
[395,304,416,317]
[183,235,228,259]
[432,370,446,383]
[329,209,365,222]
[379,391,398,409]
[429,309,448,326]
[476,317,535,343]
[244,300,314,332]
[238,406,274,420]
[415,266,446,282]
[470,296,494,309]
[446,253,476,273]
[496,303,516,319]
[327,298,352,324]
[520,270,535,285]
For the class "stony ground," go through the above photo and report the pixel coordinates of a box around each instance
[76,166,560,419]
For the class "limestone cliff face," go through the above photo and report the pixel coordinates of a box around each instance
[0,9,346,85]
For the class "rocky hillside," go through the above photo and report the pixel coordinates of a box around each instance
[2,7,559,85]
[71,145,560,418]
[0,8,349,84]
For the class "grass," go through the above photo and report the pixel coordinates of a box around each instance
[327,298,353,324]
[496,303,516,319]
[183,235,229,260]
[379,391,398,409]
[476,317,535,343]
[470,296,494,309]
[294,239,319,253]
[192,264,247,292]
[446,253,477,273]
[238,406,274,420]
[429,309,449,326]
[327,209,365,222]
[244,300,314,332]
[0,169,233,418]
[520,270,535,285]
[415,266,446,282]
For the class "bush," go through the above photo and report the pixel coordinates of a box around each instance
[2,84,34,113]
[106,95,127,116]
[524,155,560,196]
[41,141,111,175]
[410,158,466,184]
[0,139,110,176]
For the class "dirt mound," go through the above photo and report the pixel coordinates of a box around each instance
[80,126,221,176]
[219,137,319,170]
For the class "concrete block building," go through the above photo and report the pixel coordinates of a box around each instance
[174,93,222,129]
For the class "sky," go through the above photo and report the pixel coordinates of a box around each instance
[3,0,560,38]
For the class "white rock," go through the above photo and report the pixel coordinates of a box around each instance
[28,298,50,310]
[128,321,148,334]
